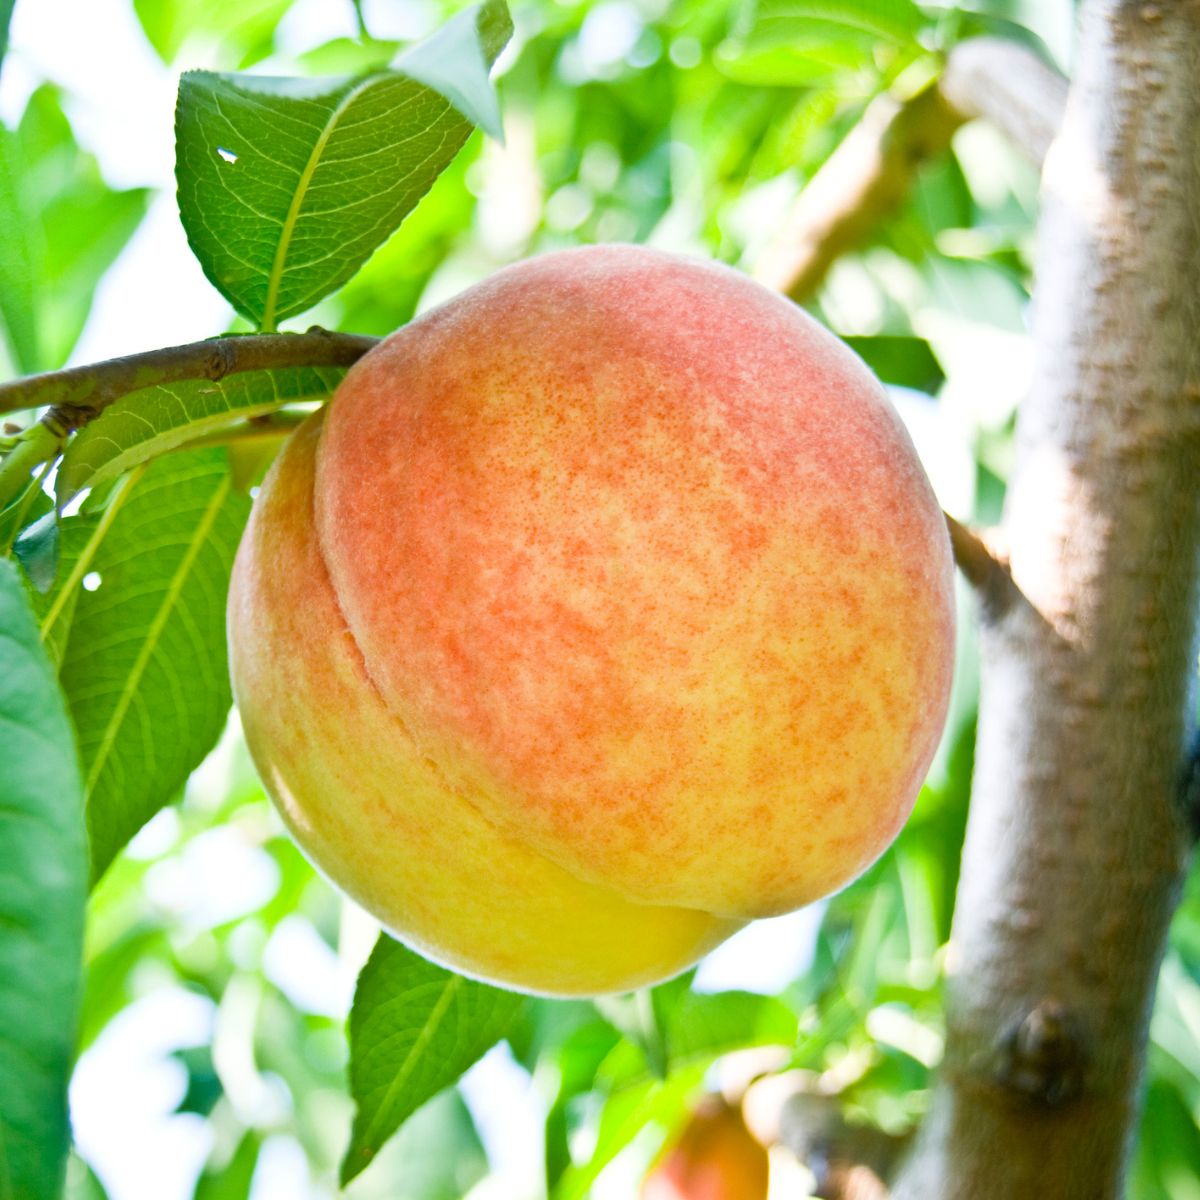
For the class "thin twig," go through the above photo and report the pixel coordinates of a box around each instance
[0,329,379,426]
[756,37,1068,302]
[0,421,63,511]
[945,513,1015,619]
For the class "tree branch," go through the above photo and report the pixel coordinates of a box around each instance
[0,329,379,428]
[893,1,1200,1193]
[755,37,1068,302]
[945,514,1016,620]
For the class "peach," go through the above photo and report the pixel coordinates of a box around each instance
[227,245,954,996]
[642,1096,769,1200]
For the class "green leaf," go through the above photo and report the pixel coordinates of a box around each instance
[63,1153,110,1200]
[717,0,926,86]
[56,449,250,881]
[57,365,344,502]
[0,560,87,1200]
[346,1090,489,1200]
[741,0,926,43]
[595,989,671,1079]
[13,509,58,593]
[666,988,799,1064]
[843,335,945,393]
[596,987,800,1089]
[0,124,39,373]
[0,1,14,73]
[28,508,109,669]
[175,0,512,330]
[193,1130,261,1200]
[0,87,149,374]
[554,1067,705,1200]
[342,937,523,1186]
[134,0,289,66]
[0,479,52,554]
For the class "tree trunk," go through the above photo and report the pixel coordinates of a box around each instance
[892,2,1200,1196]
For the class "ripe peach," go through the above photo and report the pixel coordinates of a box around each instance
[642,1096,769,1200]
[228,245,954,996]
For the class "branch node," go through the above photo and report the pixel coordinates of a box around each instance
[206,338,238,383]
[994,999,1087,1108]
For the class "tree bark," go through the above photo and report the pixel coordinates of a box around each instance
[893,2,1200,1196]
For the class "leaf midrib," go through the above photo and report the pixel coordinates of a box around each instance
[356,975,462,1153]
[259,75,385,331]
[83,473,231,796]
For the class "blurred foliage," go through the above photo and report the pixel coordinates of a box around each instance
[0,0,1197,1196]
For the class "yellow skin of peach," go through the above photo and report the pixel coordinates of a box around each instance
[228,245,955,997]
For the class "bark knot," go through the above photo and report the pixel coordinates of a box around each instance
[994,999,1087,1108]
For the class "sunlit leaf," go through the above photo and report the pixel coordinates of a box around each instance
[0,124,39,373]
[56,449,250,881]
[342,937,522,1185]
[175,0,512,329]
[134,0,289,66]
[0,560,87,1200]
[57,365,344,502]
[193,1129,262,1200]
[741,0,926,43]
[0,87,148,373]
[554,1067,705,1200]
[347,1090,490,1200]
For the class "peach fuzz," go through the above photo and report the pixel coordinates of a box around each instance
[228,244,955,996]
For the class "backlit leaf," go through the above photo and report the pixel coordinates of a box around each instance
[57,365,344,502]
[342,937,522,1185]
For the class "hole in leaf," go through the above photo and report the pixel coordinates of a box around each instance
[83,571,102,592]
[216,146,238,164]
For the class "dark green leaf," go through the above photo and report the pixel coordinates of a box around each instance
[0,560,87,1200]
[172,1045,223,1116]
[342,937,523,1186]
[56,449,250,881]
[175,0,512,329]
[0,0,14,73]
[0,479,52,554]
[844,335,945,393]
[13,509,59,593]
[57,365,344,502]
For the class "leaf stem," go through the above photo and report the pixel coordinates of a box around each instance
[0,330,380,424]
[0,421,63,510]
[2,454,55,554]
